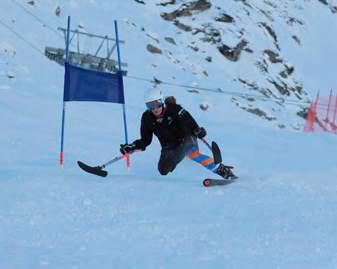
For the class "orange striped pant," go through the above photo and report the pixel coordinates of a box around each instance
[187,150,217,172]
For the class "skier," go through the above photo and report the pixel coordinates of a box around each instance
[120,89,235,179]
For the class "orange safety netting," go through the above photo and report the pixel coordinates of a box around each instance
[304,90,337,134]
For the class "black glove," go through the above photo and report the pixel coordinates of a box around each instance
[120,143,136,155]
[193,127,207,139]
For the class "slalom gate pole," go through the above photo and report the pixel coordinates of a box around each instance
[114,20,130,168]
[59,16,71,167]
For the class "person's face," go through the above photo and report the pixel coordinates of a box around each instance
[146,100,163,116]
[152,105,163,116]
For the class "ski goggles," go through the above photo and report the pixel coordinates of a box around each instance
[146,99,163,111]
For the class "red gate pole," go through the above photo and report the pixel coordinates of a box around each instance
[323,89,333,131]
[332,90,337,133]
[304,91,319,132]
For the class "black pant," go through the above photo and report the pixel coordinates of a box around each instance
[158,136,198,175]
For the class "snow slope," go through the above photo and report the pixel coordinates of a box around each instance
[1,0,337,268]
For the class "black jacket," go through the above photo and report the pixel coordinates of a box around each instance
[133,103,199,150]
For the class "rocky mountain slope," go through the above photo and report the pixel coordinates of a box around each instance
[128,0,337,128]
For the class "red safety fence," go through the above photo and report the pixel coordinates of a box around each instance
[304,90,337,134]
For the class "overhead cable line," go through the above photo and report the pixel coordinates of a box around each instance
[126,75,311,107]
[3,2,314,108]
[10,0,63,39]
[0,18,44,55]
[9,0,76,51]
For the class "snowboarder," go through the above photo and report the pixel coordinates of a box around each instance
[120,89,234,179]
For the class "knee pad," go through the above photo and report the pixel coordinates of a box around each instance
[158,163,175,175]
[158,168,170,175]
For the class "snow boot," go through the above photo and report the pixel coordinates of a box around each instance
[215,163,235,179]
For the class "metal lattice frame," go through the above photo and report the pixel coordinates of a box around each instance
[45,27,127,74]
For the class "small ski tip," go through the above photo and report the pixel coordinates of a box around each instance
[203,179,212,187]
[77,161,108,177]
[202,177,236,187]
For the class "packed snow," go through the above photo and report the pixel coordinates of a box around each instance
[1,1,337,268]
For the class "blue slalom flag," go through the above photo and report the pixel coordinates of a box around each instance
[63,63,125,104]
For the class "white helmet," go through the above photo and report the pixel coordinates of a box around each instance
[144,88,163,103]
[144,88,164,111]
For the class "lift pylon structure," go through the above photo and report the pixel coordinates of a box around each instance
[45,27,127,74]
